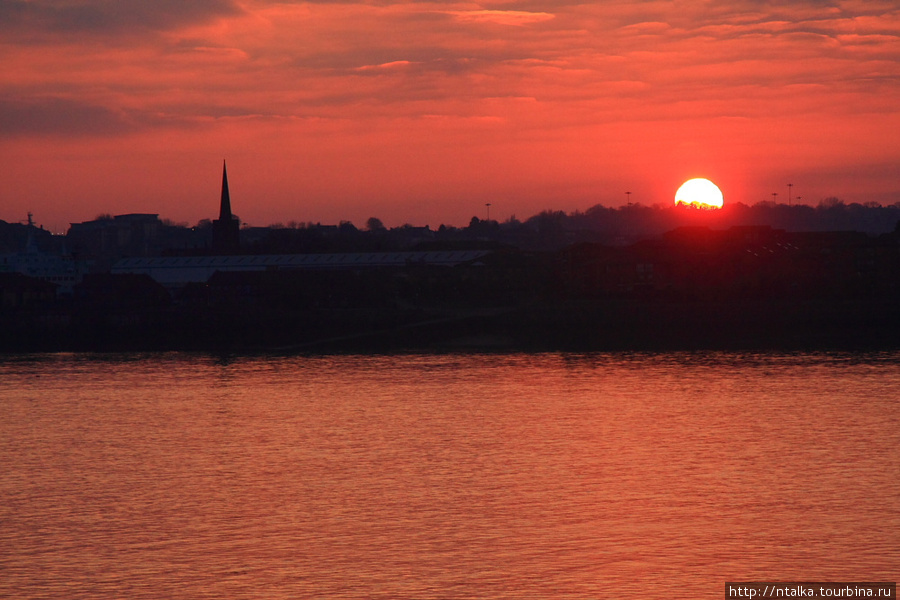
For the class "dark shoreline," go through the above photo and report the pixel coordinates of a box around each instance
[5,297,900,355]
[6,223,900,355]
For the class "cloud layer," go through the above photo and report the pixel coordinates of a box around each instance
[1,0,898,227]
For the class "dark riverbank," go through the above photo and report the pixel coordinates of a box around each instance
[4,296,900,354]
[5,225,900,353]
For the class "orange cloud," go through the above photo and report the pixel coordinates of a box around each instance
[449,10,556,26]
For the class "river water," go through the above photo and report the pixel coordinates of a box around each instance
[1,352,897,599]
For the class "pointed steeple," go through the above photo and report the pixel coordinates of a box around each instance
[212,160,241,254]
[219,160,232,221]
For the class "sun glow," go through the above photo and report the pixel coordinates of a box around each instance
[674,178,724,209]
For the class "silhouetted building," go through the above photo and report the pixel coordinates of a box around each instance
[0,215,57,254]
[0,231,85,295]
[212,161,240,254]
[67,213,163,265]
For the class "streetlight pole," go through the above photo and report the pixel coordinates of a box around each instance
[485,203,492,221]
[788,183,793,206]
[772,192,778,204]
[626,191,631,205]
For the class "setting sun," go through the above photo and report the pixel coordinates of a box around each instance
[674,178,724,209]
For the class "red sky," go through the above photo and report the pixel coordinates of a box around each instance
[1,0,898,231]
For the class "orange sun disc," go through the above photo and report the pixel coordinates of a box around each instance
[674,178,724,208]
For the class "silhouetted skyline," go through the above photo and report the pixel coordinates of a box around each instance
[5,193,900,249]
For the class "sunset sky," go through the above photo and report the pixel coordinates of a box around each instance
[1,0,898,231]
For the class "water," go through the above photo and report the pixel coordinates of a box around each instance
[1,352,897,599]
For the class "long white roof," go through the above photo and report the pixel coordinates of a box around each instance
[112,251,491,286]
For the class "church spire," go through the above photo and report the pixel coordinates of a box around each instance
[219,160,232,221]
[212,160,240,254]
